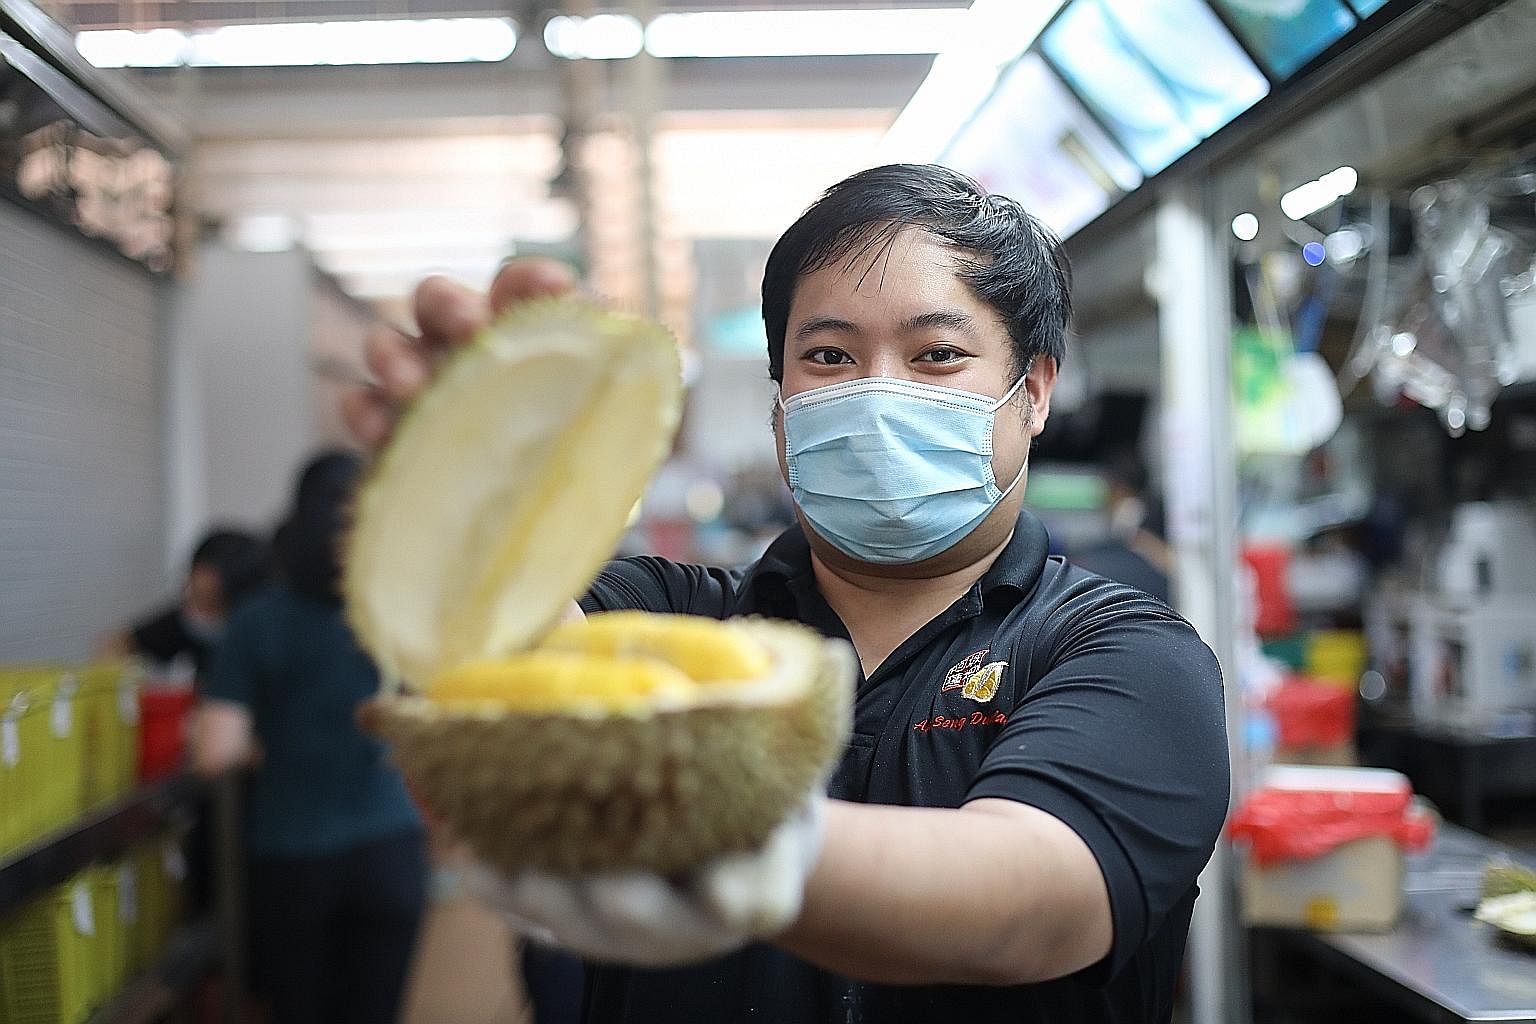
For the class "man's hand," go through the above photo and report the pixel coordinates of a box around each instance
[342,258,578,451]
[460,797,826,967]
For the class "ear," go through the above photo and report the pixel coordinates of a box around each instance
[1024,357,1057,438]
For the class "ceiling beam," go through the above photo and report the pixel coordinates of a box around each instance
[123,52,931,140]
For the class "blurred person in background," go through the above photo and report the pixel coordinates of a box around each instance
[100,528,269,679]
[193,450,426,1024]
[1071,449,1172,603]
[349,164,1227,1024]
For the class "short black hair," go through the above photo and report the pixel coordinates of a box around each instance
[275,449,364,605]
[761,163,1072,383]
[190,528,269,610]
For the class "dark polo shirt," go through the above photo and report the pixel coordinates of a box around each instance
[576,510,1228,1024]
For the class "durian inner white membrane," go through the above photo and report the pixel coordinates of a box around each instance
[351,320,677,686]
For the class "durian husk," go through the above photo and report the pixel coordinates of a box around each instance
[369,619,854,876]
[1481,860,1536,901]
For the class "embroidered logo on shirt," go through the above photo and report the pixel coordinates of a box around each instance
[940,649,989,692]
[960,661,1007,703]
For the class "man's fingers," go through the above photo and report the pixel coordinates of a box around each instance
[488,257,578,316]
[341,387,396,450]
[364,325,429,403]
[412,274,492,351]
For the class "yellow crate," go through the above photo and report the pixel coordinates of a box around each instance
[1,670,58,857]
[1,670,35,856]
[86,865,127,1004]
[0,879,98,1024]
[79,663,141,811]
[128,837,185,974]
[118,855,147,979]
[37,670,86,838]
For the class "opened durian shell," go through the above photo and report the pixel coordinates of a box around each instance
[343,297,855,875]
[370,618,853,875]
[1482,860,1536,901]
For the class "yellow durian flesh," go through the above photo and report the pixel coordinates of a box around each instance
[428,652,697,715]
[541,611,773,684]
[428,613,779,715]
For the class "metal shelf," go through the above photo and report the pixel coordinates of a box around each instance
[0,775,204,917]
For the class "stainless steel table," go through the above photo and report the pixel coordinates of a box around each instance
[1252,825,1536,1023]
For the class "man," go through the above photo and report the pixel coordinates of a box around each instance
[1072,449,1173,604]
[348,164,1228,1023]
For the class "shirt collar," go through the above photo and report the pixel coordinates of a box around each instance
[977,509,1051,601]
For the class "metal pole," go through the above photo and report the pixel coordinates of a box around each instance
[212,771,245,1024]
[560,0,602,271]
[625,0,664,319]
[1154,180,1249,1024]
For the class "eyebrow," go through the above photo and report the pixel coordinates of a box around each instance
[901,309,977,336]
[794,316,859,342]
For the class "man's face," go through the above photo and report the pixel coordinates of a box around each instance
[773,227,1055,575]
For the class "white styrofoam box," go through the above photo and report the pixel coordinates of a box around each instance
[1242,835,1405,931]
[1411,599,1536,728]
[1241,767,1413,931]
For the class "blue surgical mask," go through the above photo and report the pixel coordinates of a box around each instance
[180,606,225,644]
[779,374,1029,565]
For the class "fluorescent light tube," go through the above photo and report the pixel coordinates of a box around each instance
[545,14,644,60]
[74,27,188,68]
[76,17,517,69]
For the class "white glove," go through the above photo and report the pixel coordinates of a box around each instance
[460,796,826,967]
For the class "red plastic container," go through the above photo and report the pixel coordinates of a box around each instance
[1242,544,1297,639]
[137,689,195,782]
[1266,676,1356,749]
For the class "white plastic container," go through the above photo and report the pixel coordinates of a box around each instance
[1437,502,1536,600]
[1411,598,1536,728]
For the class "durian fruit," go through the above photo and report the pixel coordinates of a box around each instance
[344,298,854,877]
[1474,891,1536,950]
[1481,860,1536,901]
[372,614,853,875]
